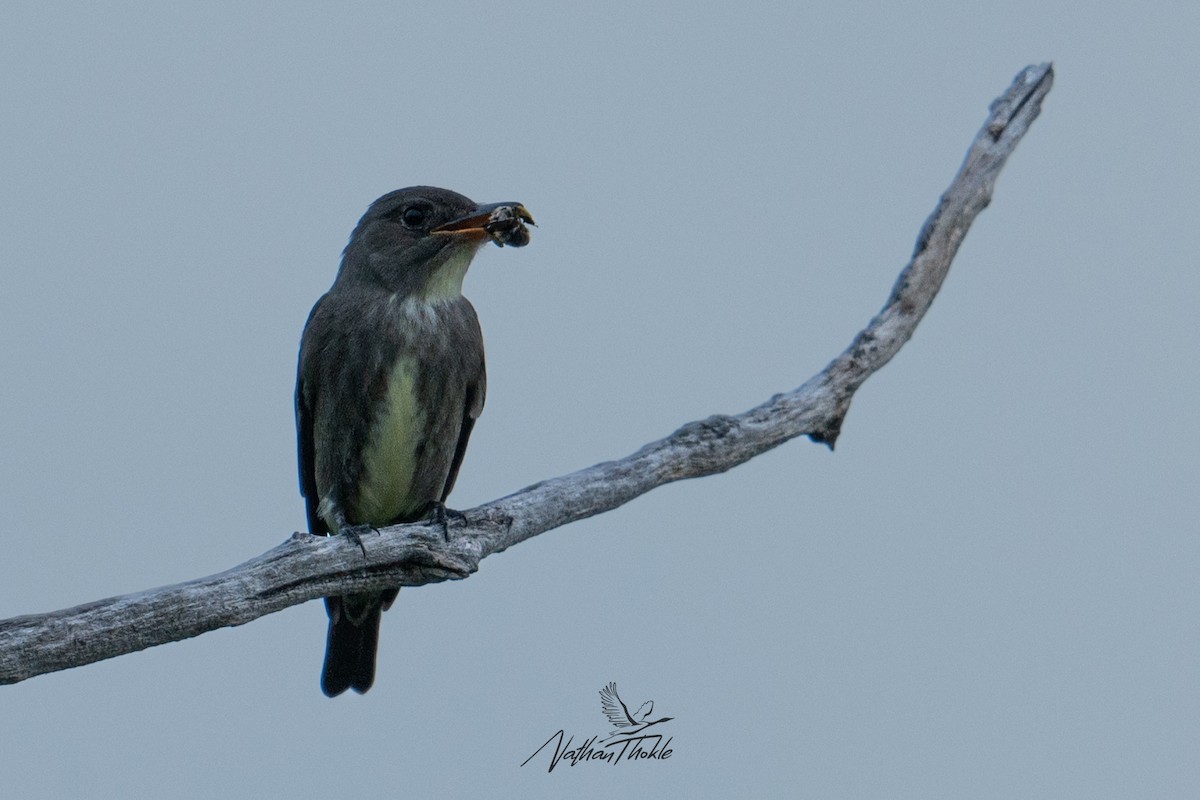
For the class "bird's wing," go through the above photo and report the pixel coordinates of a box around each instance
[633,700,653,721]
[296,296,328,536]
[440,382,481,503]
[439,313,486,503]
[600,682,636,728]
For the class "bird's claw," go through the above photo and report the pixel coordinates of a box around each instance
[426,501,467,542]
[338,523,377,557]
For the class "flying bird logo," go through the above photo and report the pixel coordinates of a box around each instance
[599,682,674,741]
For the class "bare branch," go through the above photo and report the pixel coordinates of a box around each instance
[0,64,1054,686]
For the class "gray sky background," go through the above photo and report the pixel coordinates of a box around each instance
[2,2,1197,798]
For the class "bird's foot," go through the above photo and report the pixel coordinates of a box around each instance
[425,501,467,542]
[337,523,377,557]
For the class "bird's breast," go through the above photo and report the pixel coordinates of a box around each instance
[354,355,426,525]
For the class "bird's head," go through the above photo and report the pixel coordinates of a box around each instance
[337,185,533,296]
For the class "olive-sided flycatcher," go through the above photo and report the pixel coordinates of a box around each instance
[296,186,532,696]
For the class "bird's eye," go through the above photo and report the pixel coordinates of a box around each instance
[401,206,427,228]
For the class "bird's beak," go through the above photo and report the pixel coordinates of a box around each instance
[432,202,535,248]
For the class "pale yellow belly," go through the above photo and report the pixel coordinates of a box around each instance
[355,356,426,525]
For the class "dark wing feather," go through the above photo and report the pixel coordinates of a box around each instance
[439,385,476,501]
[296,296,328,536]
[439,348,485,503]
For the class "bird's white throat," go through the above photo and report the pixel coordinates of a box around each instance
[419,244,478,301]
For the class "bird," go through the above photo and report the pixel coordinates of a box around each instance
[295,186,533,696]
[599,682,674,739]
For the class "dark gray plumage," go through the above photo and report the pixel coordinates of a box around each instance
[296,186,531,696]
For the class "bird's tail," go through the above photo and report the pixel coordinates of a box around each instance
[320,590,397,697]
